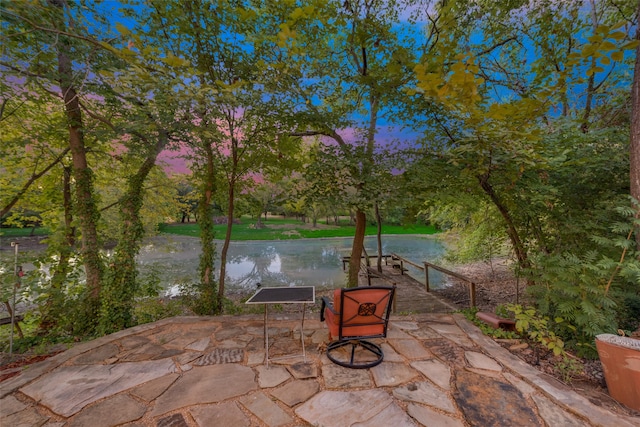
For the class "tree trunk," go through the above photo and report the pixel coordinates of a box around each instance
[631,0,640,252]
[51,0,103,301]
[348,209,367,287]
[581,71,595,133]
[39,165,75,333]
[348,92,379,285]
[99,132,167,333]
[218,180,235,311]
[375,202,383,273]
[478,173,530,271]
[581,4,599,133]
[199,142,218,312]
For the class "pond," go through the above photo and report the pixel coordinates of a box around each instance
[136,234,448,296]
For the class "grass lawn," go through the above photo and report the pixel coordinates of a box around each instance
[159,217,438,240]
[1,218,439,241]
[0,227,49,238]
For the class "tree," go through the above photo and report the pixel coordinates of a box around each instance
[173,175,199,223]
[402,0,638,349]
[244,181,286,228]
[151,1,304,312]
[89,2,191,333]
[289,0,417,285]
[2,1,107,311]
[2,0,189,334]
[407,0,636,271]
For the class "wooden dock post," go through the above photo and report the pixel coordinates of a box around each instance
[424,263,430,292]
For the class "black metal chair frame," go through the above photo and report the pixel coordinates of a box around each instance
[320,285,395,369]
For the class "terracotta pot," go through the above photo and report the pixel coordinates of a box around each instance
[595,334,640,411]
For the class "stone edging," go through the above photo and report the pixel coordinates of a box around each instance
[453,313,640,427]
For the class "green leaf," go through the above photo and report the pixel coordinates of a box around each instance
[599,41,616,51]
[609,31,626,41]
[620,40,640,50]
[116,23,130,37]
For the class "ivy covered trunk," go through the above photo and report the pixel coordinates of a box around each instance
[39,166,75,333]
[51,0,103,305]
[218,180,235,311]
[99,136,165,334]
[198,142,219,314]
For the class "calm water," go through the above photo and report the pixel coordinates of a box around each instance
[136,235,447,295]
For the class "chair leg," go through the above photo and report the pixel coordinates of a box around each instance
[326,339,384,369]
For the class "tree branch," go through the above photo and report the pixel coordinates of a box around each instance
[476,36,517,57]
[0,147,71,218]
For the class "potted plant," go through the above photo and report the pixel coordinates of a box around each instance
[595,330,640,411]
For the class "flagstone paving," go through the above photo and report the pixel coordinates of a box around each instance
[1,313,639,427]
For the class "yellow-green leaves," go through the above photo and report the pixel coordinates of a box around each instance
[414,54,484,111]
[277,23,297,48]
[580,22,639,77]
[115,22,131,37]
[290,6,315,20]
[163,53,190,68]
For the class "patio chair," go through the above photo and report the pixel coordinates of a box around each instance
[320,285,395,368]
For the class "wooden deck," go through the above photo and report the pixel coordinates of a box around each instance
[358,264,457,314]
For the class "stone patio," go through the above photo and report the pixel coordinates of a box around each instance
[1,313,639,427]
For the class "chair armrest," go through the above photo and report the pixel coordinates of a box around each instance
[320,296,336,322]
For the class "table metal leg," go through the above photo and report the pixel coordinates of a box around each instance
[264,304,270,368]
[301,303,306,361]
[263,302,309,368]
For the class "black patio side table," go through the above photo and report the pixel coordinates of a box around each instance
[245,286,315,367]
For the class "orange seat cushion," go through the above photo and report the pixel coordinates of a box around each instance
[324,288,390,339]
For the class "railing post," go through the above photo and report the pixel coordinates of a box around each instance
[469,282,476,308]
[424,262,430,292]
[392,282,397,313]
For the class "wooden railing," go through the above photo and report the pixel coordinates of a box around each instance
[341,254,392,270]
[357,262,397,313]
[390,253,477,308]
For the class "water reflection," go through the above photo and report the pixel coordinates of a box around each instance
[136,235,446,295]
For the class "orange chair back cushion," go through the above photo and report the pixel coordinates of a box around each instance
[324,288,391,339]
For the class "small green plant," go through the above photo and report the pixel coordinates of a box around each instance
[134,297,185,325]
[505,304,567,356]
[459,307,518,339]
[179,282,220,316]
[554,355,583,384]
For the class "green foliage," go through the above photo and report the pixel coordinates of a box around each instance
[505,304,568,357]
[1,0,637,359]
[504,304,586,382]
[554,356,584,384]
[526,252,618,354]
[197,189,220,314]
[178,282,219,316]
[523,209,640,358]
[0,309,76,355]
[459,307,518,340]
[133,298,185,325]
